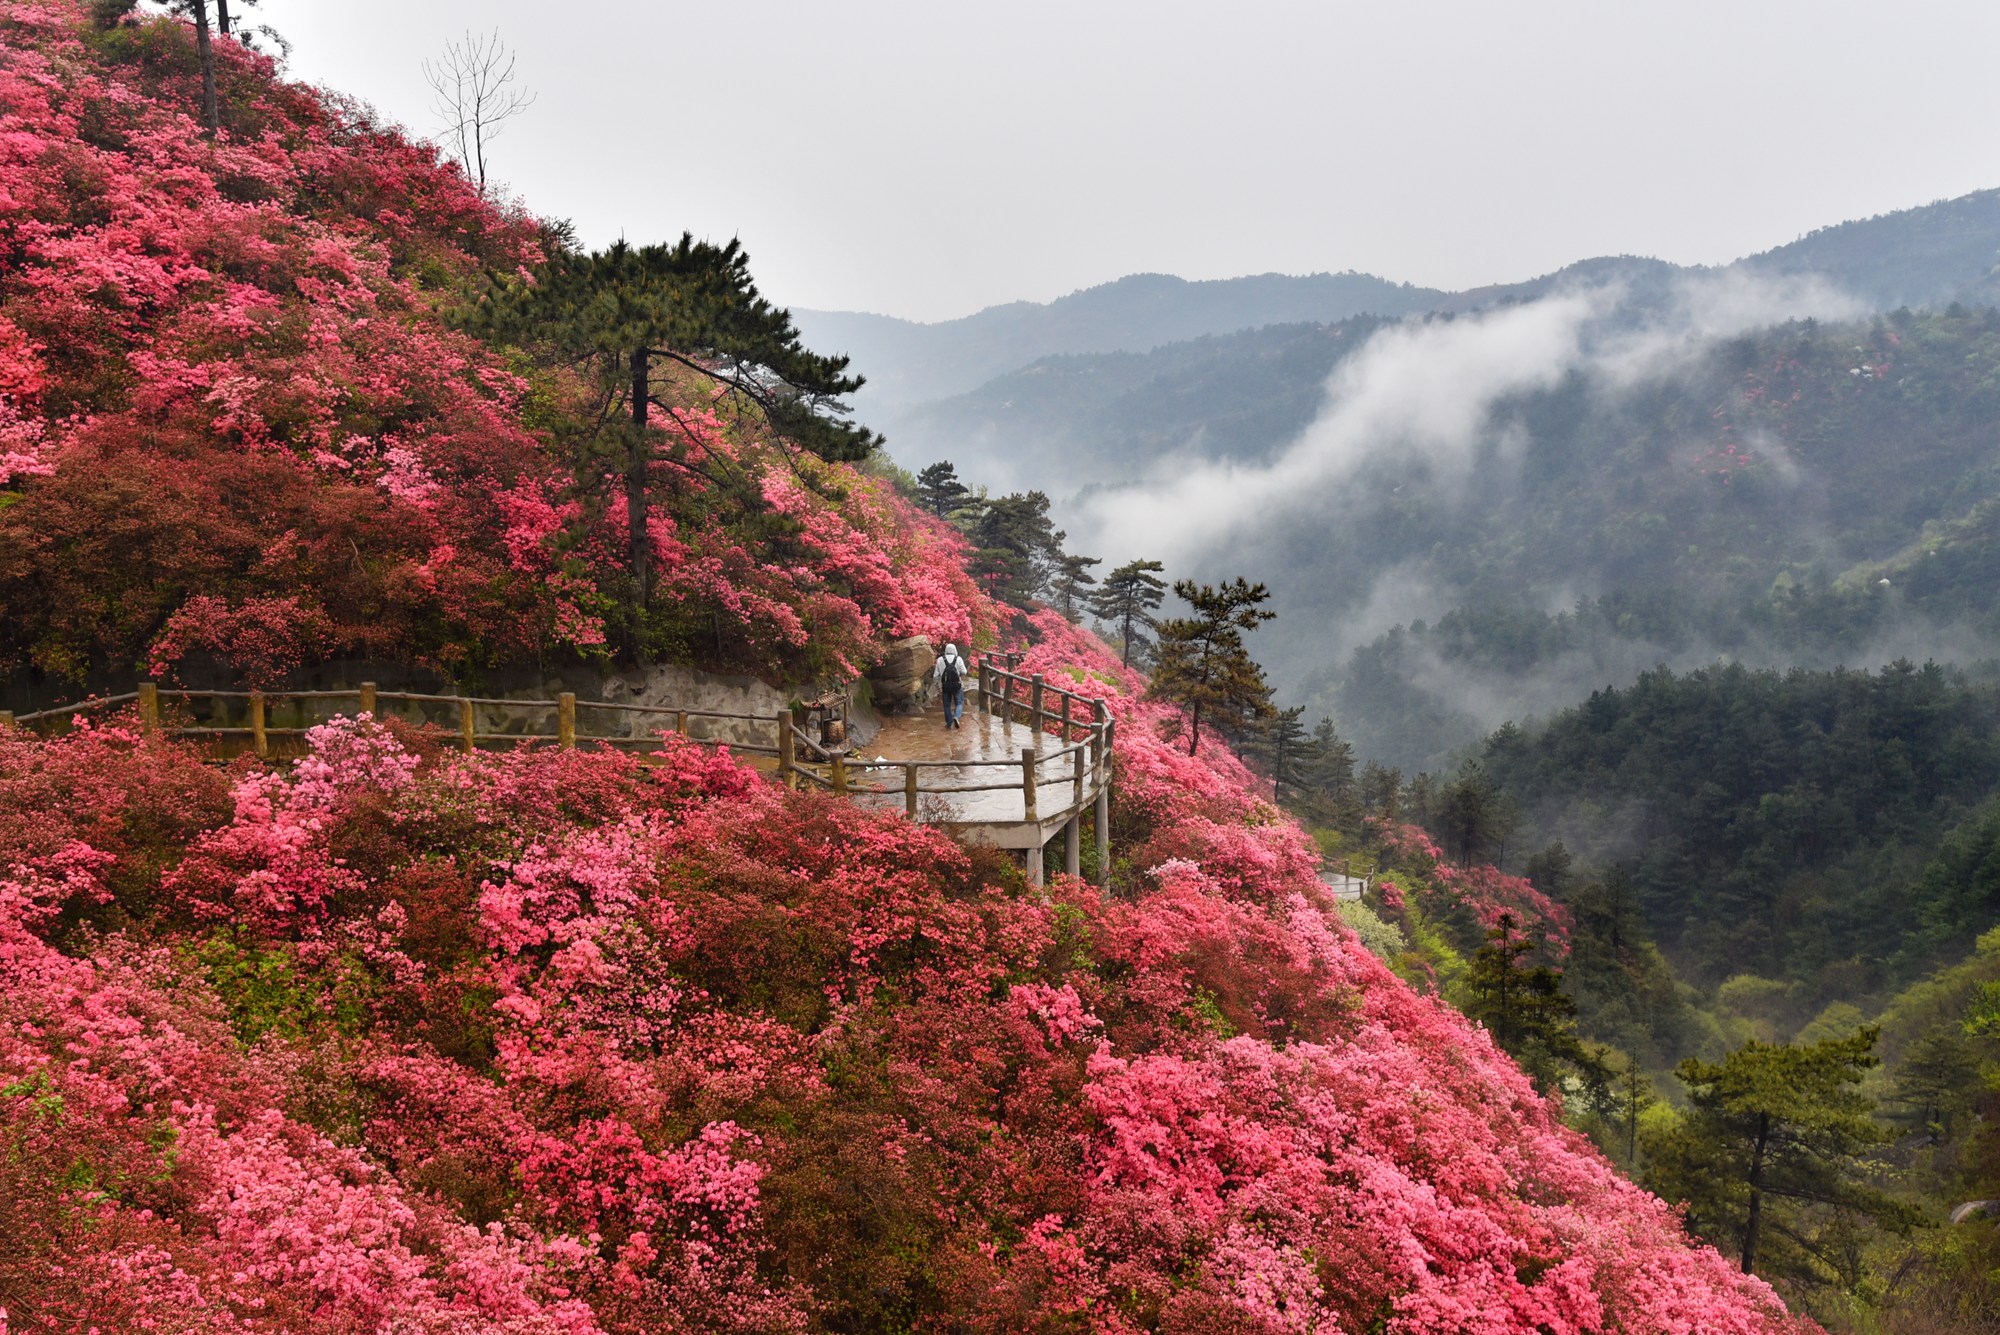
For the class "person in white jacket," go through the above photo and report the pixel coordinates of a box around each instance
[931,642,969,730]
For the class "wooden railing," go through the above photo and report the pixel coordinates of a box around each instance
[6,681,797,762]
[784,647,1120,887]
[7,658,1117,886]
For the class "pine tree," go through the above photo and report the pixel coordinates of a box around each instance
[1050,553,1101,623]
[1613,1049,1657,1167]
[1148,578,1275,755]
[1287,717,1360,830]
[964,491,1062,606]
[1643,1029,1915,1284]
[1433,762,1515,865]
[1461,912,1605,1096]
[915,461,971,519]
[464,237,876,654]
[170,0,219,135]
[1359,761,1403,822]
[1091,558,1167,667]
[1244,705,1309,803]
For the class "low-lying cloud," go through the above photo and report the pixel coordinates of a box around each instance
[1070,270,1863,570]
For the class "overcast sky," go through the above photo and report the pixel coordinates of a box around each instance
[254,0,2000,323]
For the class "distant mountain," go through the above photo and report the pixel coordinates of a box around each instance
[1741,188,2000,310]
[797,188,2000,768]
[808,189,2000,480]
[793,270,1447,408]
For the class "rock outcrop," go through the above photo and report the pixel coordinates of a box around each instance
[867,635,935,713]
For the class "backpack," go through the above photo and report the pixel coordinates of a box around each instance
[941,654,962,692]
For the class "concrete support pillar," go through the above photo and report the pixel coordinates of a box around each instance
[1095,785,1111,889]
[1064,815,1081,879]
[1025,842,1045,892]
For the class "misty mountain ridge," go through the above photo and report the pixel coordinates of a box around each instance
[799,186,2000,442]
[794,269,1448,406]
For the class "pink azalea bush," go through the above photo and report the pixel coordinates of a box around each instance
[0,623,1814,1332]
[0,0,996,689]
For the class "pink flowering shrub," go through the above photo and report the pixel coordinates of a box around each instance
[1376,820,1573,952]
[1,620,1813,1332]
[0,0,998,691]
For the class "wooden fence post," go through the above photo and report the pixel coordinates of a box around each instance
[831,753,849,795]
[0,711,12,730]
[250,689,268,758]
[675,710,689,737]
[1022,747,1038,821]
[1072,743,1085,808]
[138,681,160,732]
[776,711,795,788]
[557,693,576,749]
[905,764,919,818]
[1030,674,1045,737]
[357,681,377,717]
[1001,670,1013,725]
[459,697,476,753]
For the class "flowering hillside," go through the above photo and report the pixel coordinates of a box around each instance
[0,609,1811,1333]
[0,3,1816,1332]
[0,0,989,688]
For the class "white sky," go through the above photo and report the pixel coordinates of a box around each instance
[254,0,2000,323]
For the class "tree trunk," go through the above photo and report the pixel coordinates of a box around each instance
[192,0,218,135]
[1626,1067,1639,1164]
[1187,700,1202,756]
[627,347,651,657]
[1741,1115,1770,1274]
[216,0,230,35]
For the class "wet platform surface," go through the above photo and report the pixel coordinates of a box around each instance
[836,703,1091,829]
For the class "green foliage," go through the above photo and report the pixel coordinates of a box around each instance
[190,933,369,1043]
[957,490,1062,606]
[463,235,876,648]
[468,235,877,464]
[1455,913,1606,1097]
[1148,577,1275,755]
[1088,557,1166,667]
[1335,898,1406,966]
[1645,1028,1917,1293]
[1238,704,1310,803]
[1482,660,2000,999]
[914,460,970,519]
[1048,551,1101,624]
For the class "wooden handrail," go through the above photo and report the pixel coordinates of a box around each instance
[9,671,1117,839]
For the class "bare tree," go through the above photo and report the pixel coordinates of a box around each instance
[423,30,536,195]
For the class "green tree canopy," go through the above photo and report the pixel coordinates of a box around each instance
[961,491,1062,607]
[915,460,971,519]
[465,235,877,651]
[1644,1028,1916,1288]
[1240,705,1310,804]
[1050,553,1102,624]
[1460,912,1606,1098]
[1091,558,1167,667]
[1149,577,1275,755]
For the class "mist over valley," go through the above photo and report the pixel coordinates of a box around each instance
[808,188,2000,770]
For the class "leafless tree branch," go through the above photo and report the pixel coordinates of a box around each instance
[421,29,535,195]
